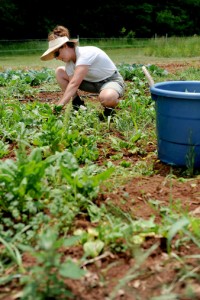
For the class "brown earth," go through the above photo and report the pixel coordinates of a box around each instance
[1,63,200,300]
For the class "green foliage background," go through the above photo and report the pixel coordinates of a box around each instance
[1,0,200,39]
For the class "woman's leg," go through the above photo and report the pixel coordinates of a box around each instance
[55,66,70,92]
[98,76,125,109]
[98,88,120,108]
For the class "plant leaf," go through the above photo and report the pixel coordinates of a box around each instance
[59,259,86,279]
[167,217,190,252]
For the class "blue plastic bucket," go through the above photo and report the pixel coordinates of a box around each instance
[150,81,200,168]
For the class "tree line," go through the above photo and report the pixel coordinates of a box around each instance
[1,0,200,39]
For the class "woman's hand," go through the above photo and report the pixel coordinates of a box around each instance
[53,104,64,115]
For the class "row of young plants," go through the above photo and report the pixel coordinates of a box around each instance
[0,64,200,299]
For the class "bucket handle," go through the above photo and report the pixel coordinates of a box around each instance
[142,66,155,87]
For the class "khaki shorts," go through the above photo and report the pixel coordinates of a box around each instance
[79,71,125,97]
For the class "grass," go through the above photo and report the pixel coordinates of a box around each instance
[0,54,64,69]
[1,49,200,70]
[1,36,200,69]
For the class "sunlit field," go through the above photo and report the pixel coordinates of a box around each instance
[1,36,200,69]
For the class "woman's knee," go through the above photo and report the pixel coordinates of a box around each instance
[99,89,119,107]
[55,66,66,79]
[55,67,69,90]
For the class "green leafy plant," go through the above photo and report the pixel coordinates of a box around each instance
[20,228,86,299]
[0,65,200,300]
[0,140,9,158]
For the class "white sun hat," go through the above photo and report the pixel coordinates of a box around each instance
[40,36,78,61]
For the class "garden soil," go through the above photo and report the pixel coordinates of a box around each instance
[1,63,200,300]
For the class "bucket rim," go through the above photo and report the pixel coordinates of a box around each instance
[150,80,200,99]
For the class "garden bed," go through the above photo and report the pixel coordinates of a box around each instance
[0,63,200,300]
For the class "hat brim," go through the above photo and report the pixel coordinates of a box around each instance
[40,38,78,61]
